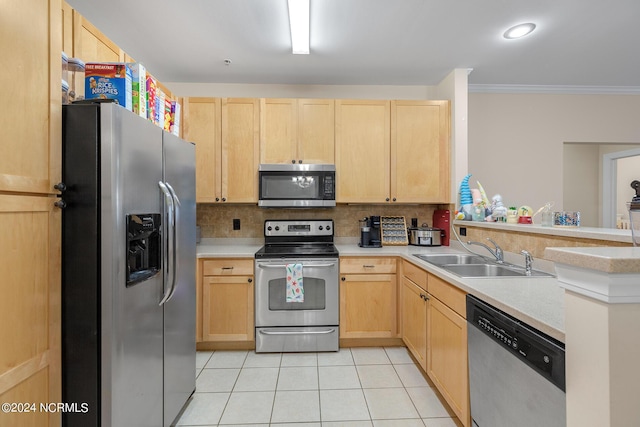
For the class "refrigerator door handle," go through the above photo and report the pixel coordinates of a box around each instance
[165,182,180,302]
[158,181,175,306]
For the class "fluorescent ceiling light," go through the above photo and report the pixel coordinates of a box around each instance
[503,23,536,39]
[288,0,309,54]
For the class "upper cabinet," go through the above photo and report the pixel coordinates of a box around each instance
[1,0,61,195]
[335,100,391,203]
[335,99,451,204]
[260,98,335,164]
[184,97,259,204]
[391,100,450,203]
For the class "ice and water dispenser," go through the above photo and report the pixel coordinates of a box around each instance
[126,213,161,286]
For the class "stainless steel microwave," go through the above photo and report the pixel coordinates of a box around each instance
[258,164,336,207]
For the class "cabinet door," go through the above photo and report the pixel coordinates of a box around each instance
[0,195,61,427]
[1,0,61,195]
[260,98,297,164]
[335,100,390,203]
[298,99,335,164]
[427,296,470,427]
[339,274,396,338]
[203,276,254,342]
[222,98,259,202]
[401,277,428,370]
[183,97,222,203]
[391,100,450,203]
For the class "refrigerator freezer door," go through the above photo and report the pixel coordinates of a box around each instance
[162,131,197,426]
[101,104,165,427]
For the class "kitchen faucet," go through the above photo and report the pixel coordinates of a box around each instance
[521,250,534,276]
[467,238,504,263]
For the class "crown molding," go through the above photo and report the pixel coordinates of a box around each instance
[468,84,640,95]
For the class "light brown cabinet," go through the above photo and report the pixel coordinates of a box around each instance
[184,97,259,203]
[199,259,255,343]
[260,98,335,164]
[336,99,451,204]
[0,1,62,425]
[335,100,391,203]
[391,100,450,203]
[401,261,428,370]
[427,273,470,427]
[339,257,397,339]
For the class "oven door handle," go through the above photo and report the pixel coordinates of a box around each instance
[258,328,336,335]
[257,263,336,269]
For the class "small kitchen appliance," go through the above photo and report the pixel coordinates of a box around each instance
[407,224,444,246]
[254,219,339,352]
[358,215,382,248]
[258,164,336,207]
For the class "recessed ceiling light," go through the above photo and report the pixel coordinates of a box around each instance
[503,23,536,39]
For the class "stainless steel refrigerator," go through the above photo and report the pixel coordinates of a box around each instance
[61,101,196,427]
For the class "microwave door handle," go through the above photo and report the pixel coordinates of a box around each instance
[257,263,336,269]
[158,181,175,306]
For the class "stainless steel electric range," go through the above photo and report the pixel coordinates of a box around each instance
[254,219,339,353]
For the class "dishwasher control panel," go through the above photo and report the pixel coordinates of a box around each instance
[467,295,565,391]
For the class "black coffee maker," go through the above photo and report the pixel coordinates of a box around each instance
[358,216,382,248]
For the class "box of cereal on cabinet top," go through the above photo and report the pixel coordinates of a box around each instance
[146,74,157,123]
[128,63,146,118]
[170,100,181,136]
[85,63,132,111]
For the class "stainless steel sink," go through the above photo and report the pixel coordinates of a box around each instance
[413,254,487,265]
[413,253,554,278]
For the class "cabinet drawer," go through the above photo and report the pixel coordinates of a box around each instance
[340,257,396,274]
[203,259,254,276]
[402,260,427,291]
[428,274,467,318]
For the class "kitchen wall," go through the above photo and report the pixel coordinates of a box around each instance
[197,204,452,238]
[467,92,640,217]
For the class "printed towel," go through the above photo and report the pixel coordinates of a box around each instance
[285,263,304,303]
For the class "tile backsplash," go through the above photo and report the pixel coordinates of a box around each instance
[197,204,452,238]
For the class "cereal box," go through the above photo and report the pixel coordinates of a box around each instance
[128,63,146,118]
[146,74,157,123]
[163,98,172,132]
[170,101,181,136]
[85,63,132,111]
[155,89,165,127]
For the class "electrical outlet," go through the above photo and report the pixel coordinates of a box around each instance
[233,219,241,230]
[459,227,467,236]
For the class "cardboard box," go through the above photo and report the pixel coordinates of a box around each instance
[163,98,172,132]
[146,74,157,123]
[85,63,132,111]
[128,63,146,118]
[155,89,165,127]
[170,101,181,136]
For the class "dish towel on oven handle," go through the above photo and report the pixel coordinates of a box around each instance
[286,263,304,303]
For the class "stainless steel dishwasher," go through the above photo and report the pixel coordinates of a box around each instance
[466,295,566,427]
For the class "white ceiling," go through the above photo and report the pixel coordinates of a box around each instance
[66,0,640,89]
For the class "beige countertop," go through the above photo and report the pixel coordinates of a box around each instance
[197,238,565,342]
[545,246,640,274]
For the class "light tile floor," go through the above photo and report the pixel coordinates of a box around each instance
[175,346,460,427]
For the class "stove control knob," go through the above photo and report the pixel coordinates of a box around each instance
[267,226,272,231]
[326,225,331,230]
[319,226,324,231]
[275,226,280,231]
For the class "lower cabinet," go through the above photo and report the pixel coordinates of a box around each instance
[401,260,428,370]
[427,273,470,427]
[198,258,254,343]
[339,257,397,339]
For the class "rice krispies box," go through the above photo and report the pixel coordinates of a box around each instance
[85,63,132,111]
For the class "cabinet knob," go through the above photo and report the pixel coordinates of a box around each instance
[215,197,220,202]
[292,160,296,164]
[298,160,302,164]
[341,277,346,281]
[248,278,252,283]
[222,197,226,202]
[385,198,390,202]
[392,197,397,202]
[54,182,66,192]
[420,294,429,301]
[54,199,66,209]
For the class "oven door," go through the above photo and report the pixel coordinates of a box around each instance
[255,258,339,327]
